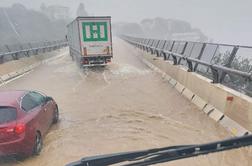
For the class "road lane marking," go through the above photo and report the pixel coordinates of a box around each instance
[0,70,32,87]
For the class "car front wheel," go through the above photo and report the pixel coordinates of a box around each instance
[53,106,59,124]
[33,132,43,155]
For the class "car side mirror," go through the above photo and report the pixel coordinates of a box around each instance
[45,96,53,103]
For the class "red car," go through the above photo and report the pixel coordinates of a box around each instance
[0,90,59,157]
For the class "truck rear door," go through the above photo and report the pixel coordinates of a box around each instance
[78,18,112,57]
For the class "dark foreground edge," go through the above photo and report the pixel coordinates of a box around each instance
[66,134,252,166]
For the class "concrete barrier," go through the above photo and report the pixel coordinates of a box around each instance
[137,48,252,136]
[175,82,185,94]
[203,104,215,114]
[191,95,207,110]
[219,116,249,136]
[169,78,177,87]
[208,109,224,122]
[0,48,67,85]
[182,88,194,100]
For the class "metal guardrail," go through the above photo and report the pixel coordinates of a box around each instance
[121,35,252,96]
[0,40,68,64]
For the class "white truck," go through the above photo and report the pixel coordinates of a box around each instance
[67,16,113,67]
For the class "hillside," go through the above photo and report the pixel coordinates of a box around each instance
[0,4,69,45]
[113,17,207,41]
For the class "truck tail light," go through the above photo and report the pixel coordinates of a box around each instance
[82,59,89,64]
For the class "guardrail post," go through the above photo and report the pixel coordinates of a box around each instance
[160,41,166,60]
[146,40,151,53]
[48,42,52,51]
[194,43,206,71]
[219,46,239,83]
[46,42,50,52]
[186,59,194,72]
[43,42,46,52]
[210,66,221,83]
[53,41,56,50]
[168,41,175,60]
[171,54,178,65]
[14,53,19,60]
[164,41,174,60]
[28,43,34,55]
[158,41,165,59]
[178,42,188,64]
[155,40,160,57]
[43,42,46,53]
[5,45,18,60]
[20,45,28,57]
[151,47,154,54]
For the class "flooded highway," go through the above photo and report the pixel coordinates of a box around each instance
[0,39,251,166]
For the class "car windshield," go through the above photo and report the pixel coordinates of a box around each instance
[0,107,17,124]
[0,1,252,166]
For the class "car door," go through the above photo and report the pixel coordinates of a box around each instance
[29,92,54,131]
[21,93,47,136]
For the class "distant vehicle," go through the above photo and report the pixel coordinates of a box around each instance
[0,90,59,157]
[67,16,113,67]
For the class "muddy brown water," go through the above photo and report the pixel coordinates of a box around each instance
[0,39,251,166]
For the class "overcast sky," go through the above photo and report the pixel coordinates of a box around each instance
[0,0,252,45]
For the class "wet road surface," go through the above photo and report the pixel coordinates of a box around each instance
[0,39,251,166]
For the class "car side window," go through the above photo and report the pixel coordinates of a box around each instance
[21,94,39,112]
[29,92,45,105]
[21,92,45,112]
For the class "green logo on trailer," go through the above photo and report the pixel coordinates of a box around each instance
[82,22,108,42]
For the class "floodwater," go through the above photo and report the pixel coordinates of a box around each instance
[0,39,251,166]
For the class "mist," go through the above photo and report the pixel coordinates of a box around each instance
[0,0,252,45]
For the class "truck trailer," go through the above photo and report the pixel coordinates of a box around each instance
[67,16,113,67]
